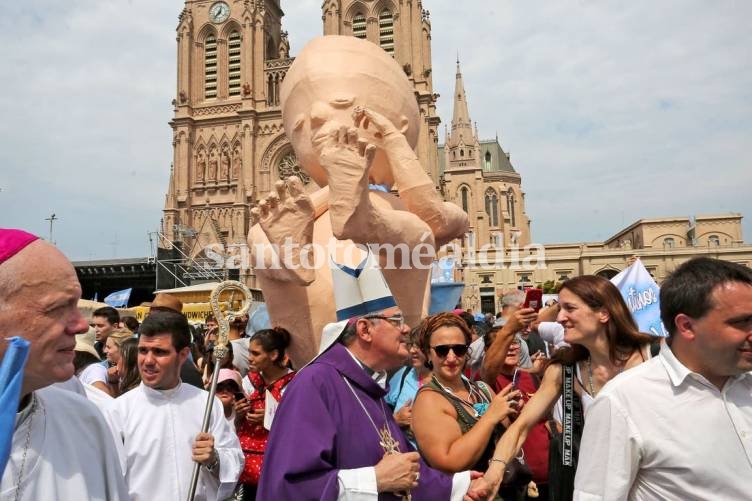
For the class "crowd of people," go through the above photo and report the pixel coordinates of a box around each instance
[1,227,751,501]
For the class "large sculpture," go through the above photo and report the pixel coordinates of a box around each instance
[249,36,468,367]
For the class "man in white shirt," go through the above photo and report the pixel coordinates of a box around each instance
[106,309,243,501]
[574,257,752,501]
[0,229,128,500]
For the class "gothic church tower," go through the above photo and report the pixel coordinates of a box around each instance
[440,60,531,309]
[163,0,306,279]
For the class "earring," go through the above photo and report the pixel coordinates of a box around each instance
[424,360,433,370]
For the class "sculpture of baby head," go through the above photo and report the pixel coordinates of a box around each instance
[281,36,420,188]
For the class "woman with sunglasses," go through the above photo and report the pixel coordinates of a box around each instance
[488,275,654,501]
[411,312,523,485]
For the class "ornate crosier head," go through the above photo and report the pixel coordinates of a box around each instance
[281,36,420,188]
[209,280,253,363]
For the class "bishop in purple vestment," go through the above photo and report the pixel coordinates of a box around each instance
[257,341,463,500]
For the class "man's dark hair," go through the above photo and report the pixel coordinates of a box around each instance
[458,311,475,328]
[140,309,191,352]
[121,316,140,333]
[92,306,119,325]
[660,257,752,337]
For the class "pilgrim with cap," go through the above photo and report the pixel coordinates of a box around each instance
[257,250,490,501]
[0,229,128,500]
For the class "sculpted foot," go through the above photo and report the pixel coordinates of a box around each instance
[250,178,316,284]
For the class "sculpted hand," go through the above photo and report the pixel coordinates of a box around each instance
[374,451,420,493]
[192,432,216,465]
[393,399,413,428]
[487,383,522,422]
[352,106,402,141]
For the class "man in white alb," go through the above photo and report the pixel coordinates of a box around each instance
[0,229,128,500]
[106,308,243,501]
[574,257,752,500]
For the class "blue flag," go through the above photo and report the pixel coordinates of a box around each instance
[610,260,668,337]
[0,336,30,477]
[104,288,132,308]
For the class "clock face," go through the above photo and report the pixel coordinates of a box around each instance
[209,2,230,23]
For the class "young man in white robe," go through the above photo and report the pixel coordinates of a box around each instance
[106,309,243,501]
[0,229,129,500]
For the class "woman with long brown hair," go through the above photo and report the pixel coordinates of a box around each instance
[488,275,654,501]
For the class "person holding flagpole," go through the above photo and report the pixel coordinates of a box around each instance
[0,228,128,500]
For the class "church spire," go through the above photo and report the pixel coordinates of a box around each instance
[165,163,177,210]
[449,58,475,148]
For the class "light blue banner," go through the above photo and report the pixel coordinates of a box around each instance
[0,336,30,476]
[104,288,132,308]
[610,261,668,337]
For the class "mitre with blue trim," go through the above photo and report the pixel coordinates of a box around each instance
[313,250,397,362]
[331,250,396,321]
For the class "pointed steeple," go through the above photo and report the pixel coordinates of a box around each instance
[165,163,177,210]
[449,58,475,148]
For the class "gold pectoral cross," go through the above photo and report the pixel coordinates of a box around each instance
[378,426,412,501]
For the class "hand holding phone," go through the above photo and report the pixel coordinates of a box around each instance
[523,288,543,312]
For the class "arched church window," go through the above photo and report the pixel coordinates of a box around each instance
[352,13,367,39]
[484,151,492,171]
[277,151,311,185]
[204,35,218,99]
[506,188,516,227]
[460,149,464,157]
[485,189,499,227]
[227,31,241,97]
[379,9,395,55]
[708,235,720,246]
[664,237,675,248]
[460,186,469,213]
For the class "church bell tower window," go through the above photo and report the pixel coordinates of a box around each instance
[353,13,367,39]
[228,31,241,97]
[204,35,218,99]
[379,9,395,55]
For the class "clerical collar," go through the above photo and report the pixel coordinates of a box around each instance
[344,348,388,389]
[144,381,182,397]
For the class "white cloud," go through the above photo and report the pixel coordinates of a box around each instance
[1,0,750,259]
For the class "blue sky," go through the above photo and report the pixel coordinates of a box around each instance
[1,0,750,260]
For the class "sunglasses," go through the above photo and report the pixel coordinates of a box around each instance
[431,344,469,358]
[364,314,405,330]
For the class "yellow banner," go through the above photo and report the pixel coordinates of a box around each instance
[131,302,228,323]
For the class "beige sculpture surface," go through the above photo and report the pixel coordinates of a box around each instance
[249,36,468,367]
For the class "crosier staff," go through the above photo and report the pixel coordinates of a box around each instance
[187,280,253,501]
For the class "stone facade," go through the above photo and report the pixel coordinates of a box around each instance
[459,213,752,314]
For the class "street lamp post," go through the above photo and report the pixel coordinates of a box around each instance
[44,213,58,245]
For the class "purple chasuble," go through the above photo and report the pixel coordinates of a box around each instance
[257,343,454,501]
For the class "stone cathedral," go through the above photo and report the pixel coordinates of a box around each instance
[162,0,531,290]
